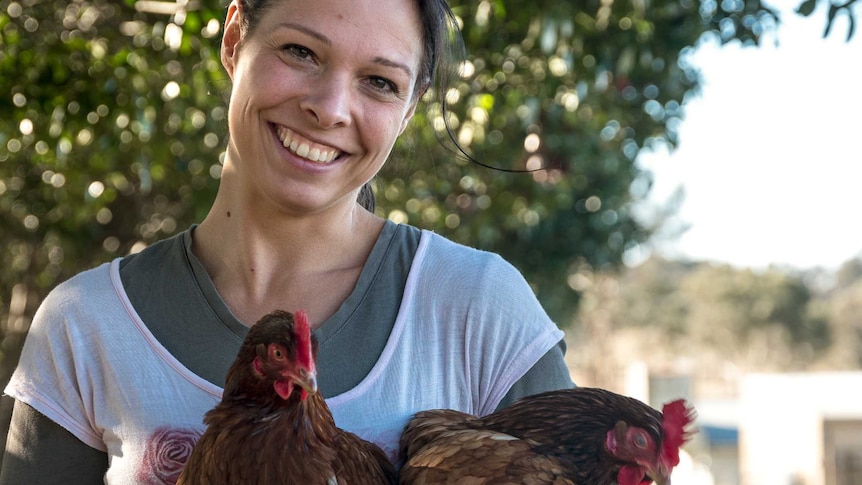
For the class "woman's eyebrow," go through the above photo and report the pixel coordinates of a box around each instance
[372,57,414,79]
[275,22,414,79]
[275,22,331,45]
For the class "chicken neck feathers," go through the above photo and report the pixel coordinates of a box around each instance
[177,310,396,485]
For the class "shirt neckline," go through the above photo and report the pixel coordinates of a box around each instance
[182,220,401,341]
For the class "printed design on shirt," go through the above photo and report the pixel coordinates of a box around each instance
[137,426,203,485]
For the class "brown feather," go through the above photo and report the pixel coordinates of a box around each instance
[399,387,694,485]
[177,310,396,485]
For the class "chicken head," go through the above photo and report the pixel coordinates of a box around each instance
[605,399,695,485]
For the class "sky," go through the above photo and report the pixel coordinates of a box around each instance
[635,1,862,271]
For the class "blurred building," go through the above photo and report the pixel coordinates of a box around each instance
[739,372,862,485]
[572,355,862,485]
[646,369,862,485]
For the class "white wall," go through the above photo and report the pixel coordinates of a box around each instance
[739,372,862,485]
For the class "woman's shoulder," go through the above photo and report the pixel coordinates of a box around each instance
[416,229,520,280]
[48,229,189,299]
[39,229,189,323]
[42,261,114,308]
[119,228,189,275]
[407,229,545,314]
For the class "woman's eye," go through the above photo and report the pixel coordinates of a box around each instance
[284,44,313,61]
[368,76,398,94]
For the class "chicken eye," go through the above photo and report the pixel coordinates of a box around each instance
[634,432,648,449]
[270,345,285,360]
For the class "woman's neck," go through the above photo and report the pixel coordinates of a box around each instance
[192,183,384,326]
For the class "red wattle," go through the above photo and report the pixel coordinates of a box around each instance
[274,380,293,400]
[617,464,645,485]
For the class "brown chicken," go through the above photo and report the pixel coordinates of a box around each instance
[177,309,397,485]
[399,387,695,485]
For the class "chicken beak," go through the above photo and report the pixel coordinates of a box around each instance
[296,370,318,395]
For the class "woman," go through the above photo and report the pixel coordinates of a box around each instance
[1,0,573,483]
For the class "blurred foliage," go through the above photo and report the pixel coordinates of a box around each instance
[678,264,831,357]
[835,258,862,289]
[830,280,862,368]
[382,0,785,321]
[0,0,857,343]
[0,0,229,336]
[571,256,862,388]
[796,0,859,40]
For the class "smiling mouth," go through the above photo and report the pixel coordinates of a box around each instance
[276,126,342,164]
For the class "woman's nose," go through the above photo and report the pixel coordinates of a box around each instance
[299,73,352,129]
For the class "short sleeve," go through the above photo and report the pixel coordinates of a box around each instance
[414,233,566,417]
[496,339,574,411]
[4,268,109,451]
[463,253,566,415]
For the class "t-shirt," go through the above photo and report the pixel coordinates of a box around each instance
[117,221,418,396]
[5,225,566,484]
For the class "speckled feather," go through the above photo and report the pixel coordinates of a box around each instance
[399,387,691,485]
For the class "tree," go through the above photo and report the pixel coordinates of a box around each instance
[380,0,783,321]
[796,0,860,40]
[572,257,835,390]
[836,258,862,289]
[0,0,857,397]
[829,280,862,367]
[0,0,231,449]
[678,263,831,368]
[1,0,229,324]
[6,0,857,331]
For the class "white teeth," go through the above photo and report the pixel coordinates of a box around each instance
[277,127,339,164]
[296,143,310,157]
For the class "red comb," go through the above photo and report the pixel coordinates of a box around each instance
[660,399,696,469]
[294,309,314,371]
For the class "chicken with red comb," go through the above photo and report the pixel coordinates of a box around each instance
[177,309,396,485]
[399,387,696,485]
[660,399,697,472]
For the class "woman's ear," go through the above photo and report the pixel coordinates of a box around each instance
[400,80,429,135]
[221,0,243,81]
[398,115,413,136]
[399,100,419,136]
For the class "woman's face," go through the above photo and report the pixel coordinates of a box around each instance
[220,0,423,216]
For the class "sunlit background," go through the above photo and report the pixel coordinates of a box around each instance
[574,3,862,484]
[638,0,862,271]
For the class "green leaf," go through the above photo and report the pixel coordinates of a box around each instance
[796,0,818,17]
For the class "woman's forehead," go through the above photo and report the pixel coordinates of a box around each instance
[255,0,424,66]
